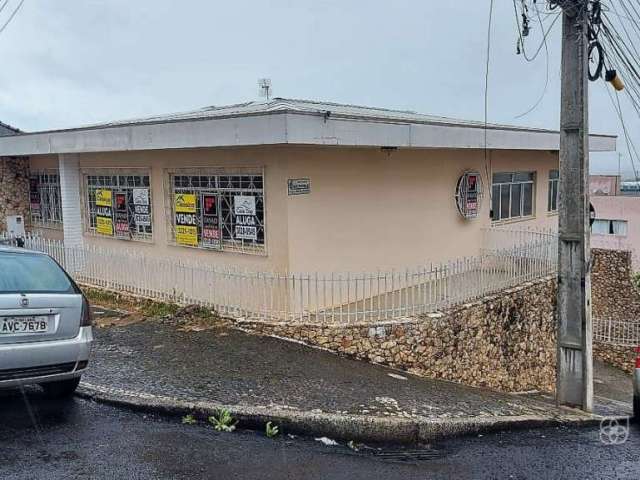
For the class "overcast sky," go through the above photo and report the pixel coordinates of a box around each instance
[0,0,635,175]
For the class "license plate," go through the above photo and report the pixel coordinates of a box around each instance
[0,316,50,335]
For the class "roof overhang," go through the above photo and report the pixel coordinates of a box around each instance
[0,111,616,156]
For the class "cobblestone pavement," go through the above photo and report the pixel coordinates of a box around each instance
[84,320,593,421]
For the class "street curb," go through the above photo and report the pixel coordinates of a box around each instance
[76,382,611,444]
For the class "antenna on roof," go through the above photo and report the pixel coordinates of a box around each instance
[258,78,272,100]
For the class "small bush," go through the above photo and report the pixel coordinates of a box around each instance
[208,409,237,432]
[182,414,197,425]
[265,422,280,438]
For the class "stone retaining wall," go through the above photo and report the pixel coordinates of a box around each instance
[241,277,558,393]
[0,157,30,231]
[593,343,636,374]
[591,248,640,321]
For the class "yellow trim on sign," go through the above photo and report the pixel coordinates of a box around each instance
[175,193,196,213]
[95,189,113,207]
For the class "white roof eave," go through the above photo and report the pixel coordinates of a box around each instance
[0,111,616,156]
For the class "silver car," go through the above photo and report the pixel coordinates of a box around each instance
[635,346,639,421]
[0,247,93,396]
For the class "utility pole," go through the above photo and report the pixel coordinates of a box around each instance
[556,0,593,411]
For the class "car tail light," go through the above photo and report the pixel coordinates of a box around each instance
[636,346,640,369]
[81,296,93,327]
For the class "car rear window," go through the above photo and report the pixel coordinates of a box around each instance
[0,252,76,294]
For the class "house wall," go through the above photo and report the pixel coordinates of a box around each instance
[0,157,30,232]
[26,146,559,273]
[591,195,640,270]
[285,147,559,273]
[75,147,290,272]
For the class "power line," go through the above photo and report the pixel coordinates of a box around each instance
[484,0,495,211]
[515,1,552,119]
[0,0,24,37]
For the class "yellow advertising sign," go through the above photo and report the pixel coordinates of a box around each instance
[175,193,196,213]
[176,225,198,246]
[96,216,114,236]
[95,189,113,207]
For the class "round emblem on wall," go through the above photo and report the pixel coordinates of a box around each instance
[455,171,483,219]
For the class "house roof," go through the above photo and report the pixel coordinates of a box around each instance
[0,120,21,136]
[0,97,617,155]
[82,97,557,132]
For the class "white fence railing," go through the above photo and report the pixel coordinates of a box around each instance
[593,318,640,347]
[1,229,559,325]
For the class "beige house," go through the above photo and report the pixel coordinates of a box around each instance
[0,98,616,275]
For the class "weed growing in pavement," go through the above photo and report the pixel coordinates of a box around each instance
[265,422,280,438]
[182,414,197,425]
[208,409,237,432]
[140,300,180,318]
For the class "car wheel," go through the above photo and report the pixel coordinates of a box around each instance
[41,377,81,398]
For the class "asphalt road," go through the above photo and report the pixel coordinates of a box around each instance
[1,389,639,480]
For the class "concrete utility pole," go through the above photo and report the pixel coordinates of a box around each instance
[556,0,593,411]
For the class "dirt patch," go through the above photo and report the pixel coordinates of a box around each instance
[83,286,228,332]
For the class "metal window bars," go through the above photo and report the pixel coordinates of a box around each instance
[29,170,63,228]
[163,168,266,255]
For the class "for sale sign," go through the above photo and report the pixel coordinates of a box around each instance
[95,189,114,236]
[202,194,221,249]
[175,193,198,246]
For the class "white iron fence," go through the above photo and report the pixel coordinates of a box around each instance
[1,228,559,325]
[593,318,640,347]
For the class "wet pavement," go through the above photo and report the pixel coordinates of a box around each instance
[0,388,638,480]
[84,320,585,420]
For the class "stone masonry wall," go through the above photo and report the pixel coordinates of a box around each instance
[591,248,640,320]
[241,277,558,393]
[0,157,30,231]
[591,248,640,373]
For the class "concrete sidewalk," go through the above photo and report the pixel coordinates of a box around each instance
[79,315,631,443]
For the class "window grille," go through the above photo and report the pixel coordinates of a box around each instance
[547,170,559,212]
[81,169,153,242]
[29,170,63,228]
[491,172,535,221]
[164,168,266,255]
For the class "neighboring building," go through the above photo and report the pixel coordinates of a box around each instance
[590,174,640,269]
[589,174,620,196]
[0,98,616,273]
[0,121,28,233]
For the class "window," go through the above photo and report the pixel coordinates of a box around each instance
[165,168,265,254]
[592,219,628,236]
[0,252,76,294]
[548,169,559,212]
[83,170,153,241]
[29,170,63,228]
[491,172,535,221]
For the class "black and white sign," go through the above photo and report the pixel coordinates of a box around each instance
[288,178,311,195]
[132,188,151,226]
[235,215,257,240]
[234,196,256,216]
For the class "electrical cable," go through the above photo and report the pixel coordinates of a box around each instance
[513,0,562,62]
[605,84,640,182]
[515,1,552,119]
[484,0,495,212]
[0,0,24,37]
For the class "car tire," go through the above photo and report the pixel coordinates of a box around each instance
[41,377,81,398]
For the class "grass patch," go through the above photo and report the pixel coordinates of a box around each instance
[140,300,180,318]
